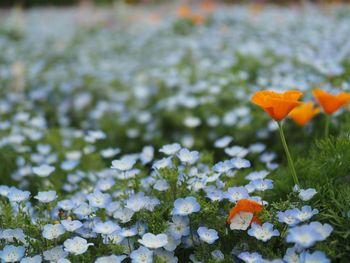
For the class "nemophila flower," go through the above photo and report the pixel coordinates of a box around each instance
[214,136,233,148]
[0,245,25,262]
[231,158,251,169]
[152,157,173,170]
[93,221,120,235]
[224,187,249,203]
[212,160,234,174]
[300,250,330,263]
[63,237,93,255]
[111,158,136,171]
[34,190,57,203]
[7,188,30,203]
[172,196,200,216]
[225,146,249,158]
[42,224,65,240]
[286,222,332,248]
[0,185,10,197]
[0,228,27,244]
[20,255,42,263]
[74,203,94,217]
[246,179,273,192]
[140,146,154,164]
[125,192,156,212]
[163,233,181,252]
[298,188,317,201]
[283,247,299,263]
[168,215,190,239]
[248,222,279,242]
[249,143,266,153]
[57,199,76,211]
[251,90,303,121]
[100,148,120,158]
[154,179,170,191]
[245,170,269,181]
[197,227,219,244]
[159,143,181,155]
[32,164,55,177]
[130,246,153,263]
[87,191,111,209]
[294,206,319,222]
[177,148,199,165]
[238,251,263,263]
[113,208,134,223]
[120,226,138,237]
[43,246,68,262]
[227,199,262,230]
[138,233,168,249]
[154,249,178,263]
[95,255,127,263]
[211,250,224,261]
[205,188,224,202]
[278,209,300,226]
[61,219,83,232]
[289,102,320,126]
[313,89,350,115]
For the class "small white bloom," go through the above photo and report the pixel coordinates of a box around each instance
[63,237,93,255]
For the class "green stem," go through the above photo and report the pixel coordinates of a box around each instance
[277,122,300,186]
[325,114,330,137]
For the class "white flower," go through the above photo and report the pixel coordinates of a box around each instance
[63,237,94,255]
[95,255,127,263]
[229,211,253,230]
[20,255,42,263]
[34,190,57,203]
[32,164,55,177]
[138,233,168,249]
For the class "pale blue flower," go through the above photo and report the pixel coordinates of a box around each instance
[63,236,93,255]
[177,148,199,165]
[300,251,330,263]
[238,251,263,263]
[212,160,234,174]
[61,220,83,232]
[197,227,219,244]
[87,191,111,209]
[20,255,42,263]
[298,188,317,201]
[130,246,153,263]
[34,190,57,203]
[7,188,30,203]
[173,197,200,216]
[214,136,233,148]
[278,209,300,226]
[95,255,127,263]
[42,224,66,240]
[138,233,168,249]
[286,221,333,248]
[93,221,120,235]
[224,187,249,203]
[168,215,190,239]
[0,245,25,262]
[159,143,181,155]
[111,157,136,171]
[231,158,251,169]
[294,206,319,222]
[248,222,279,242]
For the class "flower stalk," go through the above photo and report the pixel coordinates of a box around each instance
[277,122,300,186]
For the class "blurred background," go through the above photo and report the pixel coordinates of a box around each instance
[1,0,350,8]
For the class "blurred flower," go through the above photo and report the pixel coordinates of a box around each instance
[289,102,320,126]
[313,89,350,115]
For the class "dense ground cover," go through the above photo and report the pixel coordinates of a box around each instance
[0,3,350,262]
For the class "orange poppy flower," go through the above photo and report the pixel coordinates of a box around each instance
[227,199,263,227]
[200,0,215,13]
[289,102,320,126]
[251,90,303,121]
[312,89,350,115]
